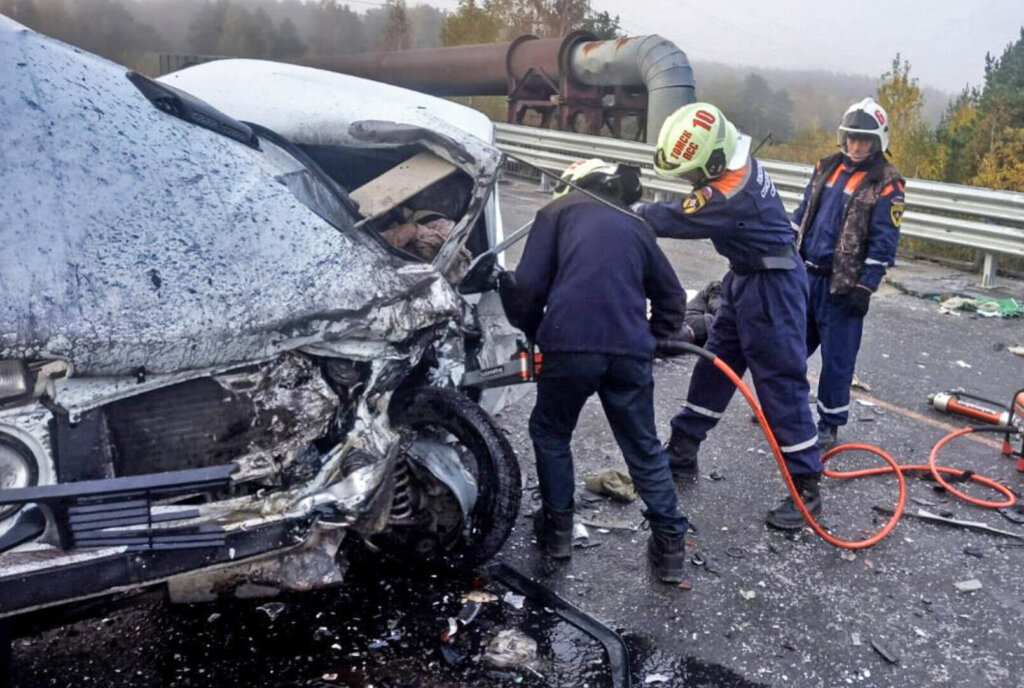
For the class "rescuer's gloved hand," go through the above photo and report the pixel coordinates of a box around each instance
[655,324,696,357]
[459,252,501,294]
[845,285,872,317]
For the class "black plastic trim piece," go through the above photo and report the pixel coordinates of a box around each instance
[126,71,260,149]
[490,561,632,688]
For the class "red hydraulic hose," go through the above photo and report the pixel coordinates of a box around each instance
[709,356,906,549]
[664,340,1019,549]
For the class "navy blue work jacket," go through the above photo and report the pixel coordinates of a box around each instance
[509,192,686,359]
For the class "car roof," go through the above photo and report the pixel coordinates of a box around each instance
[159,59,495,147]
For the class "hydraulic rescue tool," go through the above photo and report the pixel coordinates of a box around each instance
[928,388,1024,471]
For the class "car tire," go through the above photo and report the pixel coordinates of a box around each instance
[387,386,521,568]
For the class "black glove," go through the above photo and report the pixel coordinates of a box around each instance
[655,324,696,358]
[845,286,872,317]
[458,252,500,294]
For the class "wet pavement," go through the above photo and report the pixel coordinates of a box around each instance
[10,563,760,688]
[7,178,1024,688]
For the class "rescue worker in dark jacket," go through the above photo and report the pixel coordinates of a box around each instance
[636,102,824,530]
[793,97,904,451]
[499,158,691,583]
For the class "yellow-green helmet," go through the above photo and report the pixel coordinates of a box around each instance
[654,103,740,180]
[552,158,619,198]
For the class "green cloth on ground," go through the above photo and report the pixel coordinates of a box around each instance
[584,469,638,502]
[937,296,1023,318]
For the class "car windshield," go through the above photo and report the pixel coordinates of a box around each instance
[250,124,362,233]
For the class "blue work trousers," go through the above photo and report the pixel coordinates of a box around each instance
[806,273,865,427]
[529,353,688,535]
[670,268,823,476]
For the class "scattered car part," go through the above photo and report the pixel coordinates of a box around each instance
[491,562,632,688]
[870,637,900,664]
[873,506,1024,540]
[482,628,538,669]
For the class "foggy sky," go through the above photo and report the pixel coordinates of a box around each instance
[420,0,1024,94]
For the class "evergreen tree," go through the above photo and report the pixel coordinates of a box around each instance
[965,28,1024,189]
[379,0,411,51]
[877,54,935,178]
[441,0,499,46]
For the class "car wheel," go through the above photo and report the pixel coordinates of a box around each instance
[384,386,521,568]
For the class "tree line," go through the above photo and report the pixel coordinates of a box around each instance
[2,0,1022,191]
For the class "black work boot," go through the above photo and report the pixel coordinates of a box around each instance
[666,428,700,478]
[647,529,687,583]
[765,474,822,530]
[817,420,839,452]
[532,503,574,559]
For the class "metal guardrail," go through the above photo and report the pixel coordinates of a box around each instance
[495,124,1024,287]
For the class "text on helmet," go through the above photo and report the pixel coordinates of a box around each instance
[671,130,697,160]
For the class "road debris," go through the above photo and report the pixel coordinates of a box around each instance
[462,591,498,603]
[503,591,525,609]
[873,506,1024,540]
[584,470,638,502]
[851,376,872,392]
[644,673,670,684]
[456,601,482,626]
[580,517,638,531]
[938,296,1023,318]
[491,562,631,688]
[954,579,983,593]
[998,504,1024,524]
[441,617,459,641]
[440,643,468,667]
[954,360,972,368]
[870,638,900,664]
[739,590,756,600]
[483,629,538,668]
[256,602,286,622]
[962,545,984,558]
[573,522,590,542]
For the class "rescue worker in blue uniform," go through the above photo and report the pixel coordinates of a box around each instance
[793,98,904,451]
[637,102,824,530]
[497,159,692,582]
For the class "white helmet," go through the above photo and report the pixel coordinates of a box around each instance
[552,158,642,205]
[837,97,889,154]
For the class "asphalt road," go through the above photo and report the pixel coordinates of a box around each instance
[493,177,1024,687]
[9,178,1024,688]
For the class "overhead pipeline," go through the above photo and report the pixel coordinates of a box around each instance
[298,33,696,143]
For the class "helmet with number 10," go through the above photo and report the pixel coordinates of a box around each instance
[654,102,739,180]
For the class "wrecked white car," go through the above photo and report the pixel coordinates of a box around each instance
[0,17,522,619]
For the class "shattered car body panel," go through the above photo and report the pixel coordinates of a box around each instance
[0,18,521,618]
[157,58,527,416]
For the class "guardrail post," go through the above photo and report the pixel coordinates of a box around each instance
[980,251,998,289]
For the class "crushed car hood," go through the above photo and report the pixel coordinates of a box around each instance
[0,19,472,376]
